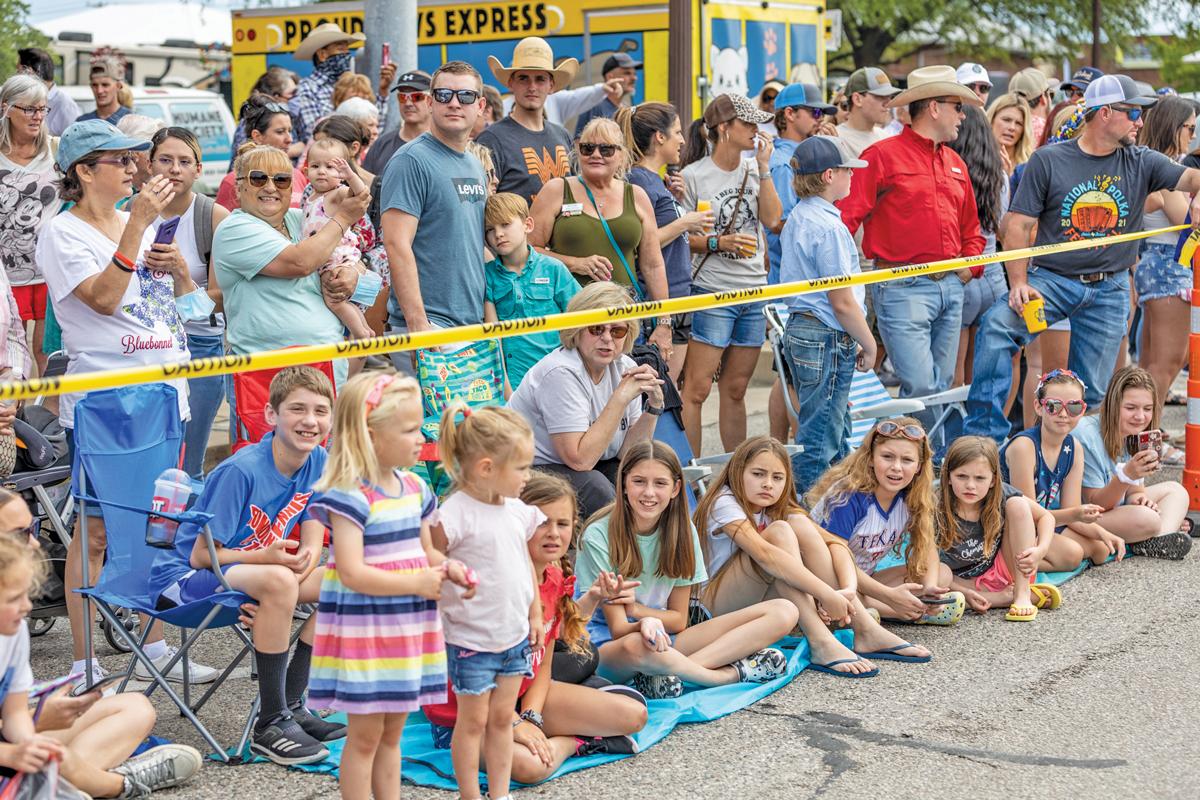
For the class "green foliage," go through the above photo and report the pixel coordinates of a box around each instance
[0,0,50,80]
[829,0,1199,73]
[1150,25,1200,93]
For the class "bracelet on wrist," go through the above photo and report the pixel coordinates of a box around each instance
[111,252,135,273]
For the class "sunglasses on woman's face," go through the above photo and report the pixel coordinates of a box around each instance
[94,153,137,169]
[1039,398,1087,417]
[875,421,926,441]
[240,170,293,189]
[579,142,618,158]
[586,323,629,339]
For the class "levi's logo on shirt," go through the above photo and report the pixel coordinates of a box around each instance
[452,177,486,203]
[238,492,313,551]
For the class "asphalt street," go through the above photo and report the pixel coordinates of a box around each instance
[26,387,1199,800]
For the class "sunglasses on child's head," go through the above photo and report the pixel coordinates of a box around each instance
[874,421,926,441]
[585,323,629,339]
[1039,398,1087,417]
[240,170,293,189]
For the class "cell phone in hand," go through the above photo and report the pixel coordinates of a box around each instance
[28,671,83,700]
[69,673,126,697]
[153,216,181,246]
[1124,429,1163,458]
[921,596,956,605]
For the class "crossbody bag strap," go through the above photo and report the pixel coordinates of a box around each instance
[691,164,752,282]
[581,179,644,300]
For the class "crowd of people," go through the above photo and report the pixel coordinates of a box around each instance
[0,24,1198,800]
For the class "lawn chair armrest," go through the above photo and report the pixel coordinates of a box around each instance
[850,398,925,421]
[199,526,236,593]
[912,385,970,407]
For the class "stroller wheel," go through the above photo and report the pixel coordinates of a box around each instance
[101,608,138,653]
[29,617,56,637]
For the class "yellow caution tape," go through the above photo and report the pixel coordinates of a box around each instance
[2,224,1188,402]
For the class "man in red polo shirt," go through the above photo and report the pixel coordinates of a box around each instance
[841,65,985,418]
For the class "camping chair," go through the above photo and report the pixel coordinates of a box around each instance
[415,340,505,493]
[688,444,804,501]
[71,383,256,760]
[231,360,337,451]
[763,305,967,453]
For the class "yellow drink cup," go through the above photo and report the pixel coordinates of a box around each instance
[1023,296,1047,333]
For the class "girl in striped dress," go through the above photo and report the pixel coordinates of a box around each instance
[309,372,476,800]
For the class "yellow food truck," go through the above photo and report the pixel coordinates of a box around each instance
[230,0,827,115]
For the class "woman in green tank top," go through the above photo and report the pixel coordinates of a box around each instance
[529,118,674,356]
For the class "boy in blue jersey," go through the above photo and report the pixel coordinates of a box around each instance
[148,366,344,766]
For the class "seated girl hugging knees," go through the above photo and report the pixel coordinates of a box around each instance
[303,137,387,342]
[0,536,203,798]
[430,404,546,800]
[808,418,966,626]
[574,441,797,700]
[423,472,649,785]
[307,373,472,800]
[938,436,1064,621]
[1069,366,1192,560]
[1001,369,1124,568]
[694,436,932,679]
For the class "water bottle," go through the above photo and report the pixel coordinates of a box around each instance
[146,468,192,549]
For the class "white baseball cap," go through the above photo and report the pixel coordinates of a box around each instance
[956,63,992,87]
[1083,74,1157,108]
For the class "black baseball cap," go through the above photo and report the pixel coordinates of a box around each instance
[391,70,431,93]
[602,52,643,75]
[1061,66,1103,92]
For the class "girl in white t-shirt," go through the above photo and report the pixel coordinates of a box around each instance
[0,536,202,797]
[808,417,965,625]
[431,404,545,800]
[574,440,795,700]
[695,436,931,678]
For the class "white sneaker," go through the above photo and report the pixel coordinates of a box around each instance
[114,743,202,797]
[132,647,220,684]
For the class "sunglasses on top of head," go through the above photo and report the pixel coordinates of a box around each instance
[874,421,926,441]
[578,142,618,157]
[431,88,480,105]
[240,170,293,189]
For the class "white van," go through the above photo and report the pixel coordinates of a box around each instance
[62,86,235,195]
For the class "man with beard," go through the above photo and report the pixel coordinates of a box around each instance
[362,70,432,175]
[476,37,577,203]
[966,74,1200,441]
[289,23,396,144]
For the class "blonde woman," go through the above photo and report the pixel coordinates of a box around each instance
[986,92,1034,176]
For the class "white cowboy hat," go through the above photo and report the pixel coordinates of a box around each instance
[888,65,984,109]
[487,37,578,90]
[293,23,366,62]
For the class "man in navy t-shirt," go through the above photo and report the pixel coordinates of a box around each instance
[148,366,343,765]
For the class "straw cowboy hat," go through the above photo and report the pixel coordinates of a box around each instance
[888,65,984,109]
[294,23,366,62]
[487,37,578,88]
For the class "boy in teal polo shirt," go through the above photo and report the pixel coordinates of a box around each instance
[483,192,579,390]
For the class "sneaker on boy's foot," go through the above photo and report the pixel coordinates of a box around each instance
[113,744,202,798]
[1127,531,1193,561]
[732,648,788,683]
[629,672,682,700]
[291,705,348,742]
[132,647,220,684]
[250,716,329,765]
[574,734,639,757]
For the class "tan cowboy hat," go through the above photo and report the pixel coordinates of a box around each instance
[293,23,366,62]
[487,37,578,89]
[888,65,984,109]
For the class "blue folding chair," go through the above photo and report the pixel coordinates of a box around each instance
[72,384,254,760]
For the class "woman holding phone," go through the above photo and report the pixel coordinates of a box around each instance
[148,127,230,478]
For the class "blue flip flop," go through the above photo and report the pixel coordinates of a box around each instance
[808,656,880,678]
[855,642,932,664]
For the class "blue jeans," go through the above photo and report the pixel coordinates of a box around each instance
[784,314,856,495]
[870,275,964,419]
[183,333,225,479]
[965,267,1131,442]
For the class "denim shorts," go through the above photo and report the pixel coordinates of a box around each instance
[1135,242,1191,305]
[446,640,533,696]
[688,286,766,349]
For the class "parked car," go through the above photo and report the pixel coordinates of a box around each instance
[62,86,235,195]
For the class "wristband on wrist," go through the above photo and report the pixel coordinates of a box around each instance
[111,251,135,273]
[1115,462,1143,486]
[707,234,719,253]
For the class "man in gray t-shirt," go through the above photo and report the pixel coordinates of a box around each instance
[381,61,488,374]
[966,75,1200,442]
